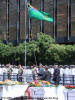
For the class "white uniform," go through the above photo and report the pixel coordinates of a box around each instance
[11,68,18,81]
[23,69,33,83]
[72,68,75,75]
[2,67,8,80]
[71,68,75,85]
[0,68,3,81]
[64,68,70,84]
[60,68,64,84]
[49,68,54,84]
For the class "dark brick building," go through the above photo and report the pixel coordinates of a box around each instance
[0,0,75,44]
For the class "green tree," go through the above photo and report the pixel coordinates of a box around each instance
[36,33,55,64]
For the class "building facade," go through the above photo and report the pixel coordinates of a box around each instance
[0,0,75,44]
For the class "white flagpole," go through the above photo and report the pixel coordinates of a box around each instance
[24,0,27,68]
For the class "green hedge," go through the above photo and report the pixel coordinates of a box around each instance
[0,33,75,65]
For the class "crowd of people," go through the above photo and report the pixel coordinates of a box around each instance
[34,64,75,85]
[0,64,23,82]
[0,63,75,85]
[33,63,62,85]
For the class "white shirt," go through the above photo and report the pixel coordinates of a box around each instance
[0,68,3,75]
[71,68,75,75]
[60,68,64,75]
[63,68,70,75]
[50,68,54,75]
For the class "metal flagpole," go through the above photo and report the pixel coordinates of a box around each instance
[24,0,27,68]
[53,0,56,40]
[29,16,31,42]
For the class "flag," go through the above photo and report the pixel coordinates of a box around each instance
[28,3,53,22]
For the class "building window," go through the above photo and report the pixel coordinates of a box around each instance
[0,0,6,40]
[44,0,53,37]
[57,0,67,38]
[71,0,75,37]
[20,0,28,40]
[9,0,17,40]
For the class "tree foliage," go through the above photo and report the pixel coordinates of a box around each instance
[0,33,75,65]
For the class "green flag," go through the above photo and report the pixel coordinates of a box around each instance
[28,4,53,22]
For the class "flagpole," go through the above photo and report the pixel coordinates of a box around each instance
[24,0,27,68]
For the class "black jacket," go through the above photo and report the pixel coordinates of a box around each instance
[53,67,60,82]
[41,70,51,82]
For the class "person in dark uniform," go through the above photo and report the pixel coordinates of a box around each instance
[18,64,23,82]
[53,63,60,85]
[40,65,51,82]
